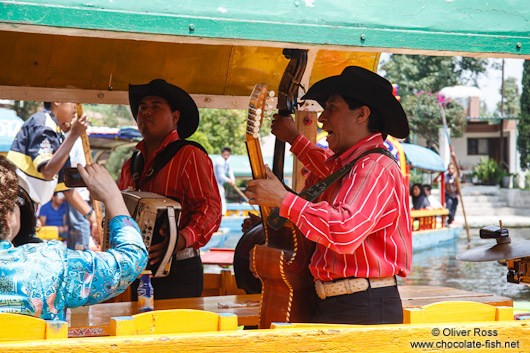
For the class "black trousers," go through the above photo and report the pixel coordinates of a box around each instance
[131,255,204,300]
[311,285,403,325]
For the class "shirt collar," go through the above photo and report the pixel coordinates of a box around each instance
[43,109,62,132]
[325,132,385,167]
[136,129,180,157]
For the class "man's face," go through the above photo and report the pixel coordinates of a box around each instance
[136,96,180,142]
[221,151,231,160]
[52,193,64,206]
[55,103,76,133]
[318,94,360,155]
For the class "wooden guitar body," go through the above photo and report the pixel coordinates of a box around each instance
[239,49,315,329]
[250,225,315,328]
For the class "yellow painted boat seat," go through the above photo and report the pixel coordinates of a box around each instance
[403,301,513,324]
[110,309,238,336]
[0,313,67,341]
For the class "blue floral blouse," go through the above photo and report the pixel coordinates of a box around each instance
[0,215,147,320]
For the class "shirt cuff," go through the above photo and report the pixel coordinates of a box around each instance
[279,192,310,227]
[179,228,192,248]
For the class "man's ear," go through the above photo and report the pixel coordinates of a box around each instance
[172,110,181,127]
[357,106,371,124]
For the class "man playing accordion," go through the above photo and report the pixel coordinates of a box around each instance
[118,79,222,299]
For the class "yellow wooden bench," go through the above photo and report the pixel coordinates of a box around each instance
[403,301,513,323]
[0,313,67,341]
[36,226,64,241]
[109,309,238,336]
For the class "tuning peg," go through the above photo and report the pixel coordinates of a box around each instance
[268,90,275,97]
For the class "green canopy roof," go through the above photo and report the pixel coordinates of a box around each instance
[0,1,528,106]
[2,0,530,57]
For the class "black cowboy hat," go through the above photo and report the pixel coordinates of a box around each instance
[301,66,409,139]
[129,79,199,139]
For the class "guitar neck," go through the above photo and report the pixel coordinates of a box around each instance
[245,136,271,221]
[245,84,271,221]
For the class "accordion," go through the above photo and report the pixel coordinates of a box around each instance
[103,190,182,278]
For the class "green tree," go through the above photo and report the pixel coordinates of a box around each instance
[381,55,488,100]
[12,101,41,120]
[187,130,214,154]
[518,60,530,169]
[191,108,271,155]
[496,76,520,116]
[402,91,466,149]
[104,145,135,181]
[83,104,135,127]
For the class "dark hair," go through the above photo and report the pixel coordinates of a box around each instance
[221,147,232,154]
[411,183,430,210]
[11,187,38,246]
[0,156,19,239]
[43,102,52,109]
[422,184,432,192]
[340,95,387,140]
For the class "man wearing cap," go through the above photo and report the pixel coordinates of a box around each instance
[119,79,221,299]
[245,66,412,324]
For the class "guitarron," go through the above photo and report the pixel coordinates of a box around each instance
[246,49,316,329]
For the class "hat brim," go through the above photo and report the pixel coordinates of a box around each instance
[129,80,199,139]
[302,75,409,139]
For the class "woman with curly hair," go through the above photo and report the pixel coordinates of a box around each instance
[0,155,19,240]
[0,155,147,320]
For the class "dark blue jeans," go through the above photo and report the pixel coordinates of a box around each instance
[131,255,204,300]
[311,285,403,325]
[445,194,459,224]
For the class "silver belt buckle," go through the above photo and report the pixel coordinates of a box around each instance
[175,247,199,261]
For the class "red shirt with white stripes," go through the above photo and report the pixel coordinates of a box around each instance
[118,130,222,249]
[279,132,412,282]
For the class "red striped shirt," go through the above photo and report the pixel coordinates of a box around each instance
[279,133,412,281]
[118,130,222,249]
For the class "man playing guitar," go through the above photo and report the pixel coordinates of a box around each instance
[246,66,412,324]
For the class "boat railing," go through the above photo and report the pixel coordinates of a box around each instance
[410,208,449,231]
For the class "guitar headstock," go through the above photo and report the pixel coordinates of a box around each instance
[246,84,268,139]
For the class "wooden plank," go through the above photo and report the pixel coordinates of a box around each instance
[67,286,512,337]
[293,110,318,193]
[0,85,277,109]
[5,321,530,352]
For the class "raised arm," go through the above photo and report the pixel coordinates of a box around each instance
[62,163,147,306]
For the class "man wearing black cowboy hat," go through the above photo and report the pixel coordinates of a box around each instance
[245,66,412,324]
[119,79,221,299]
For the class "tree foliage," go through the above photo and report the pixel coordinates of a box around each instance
[191,108,271,155]
[402,91,466,149]
[496,76,520,116]
[83,104,135,127]
[518,60,530,169]
[381,55,488,100]
[12,101,41,120]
